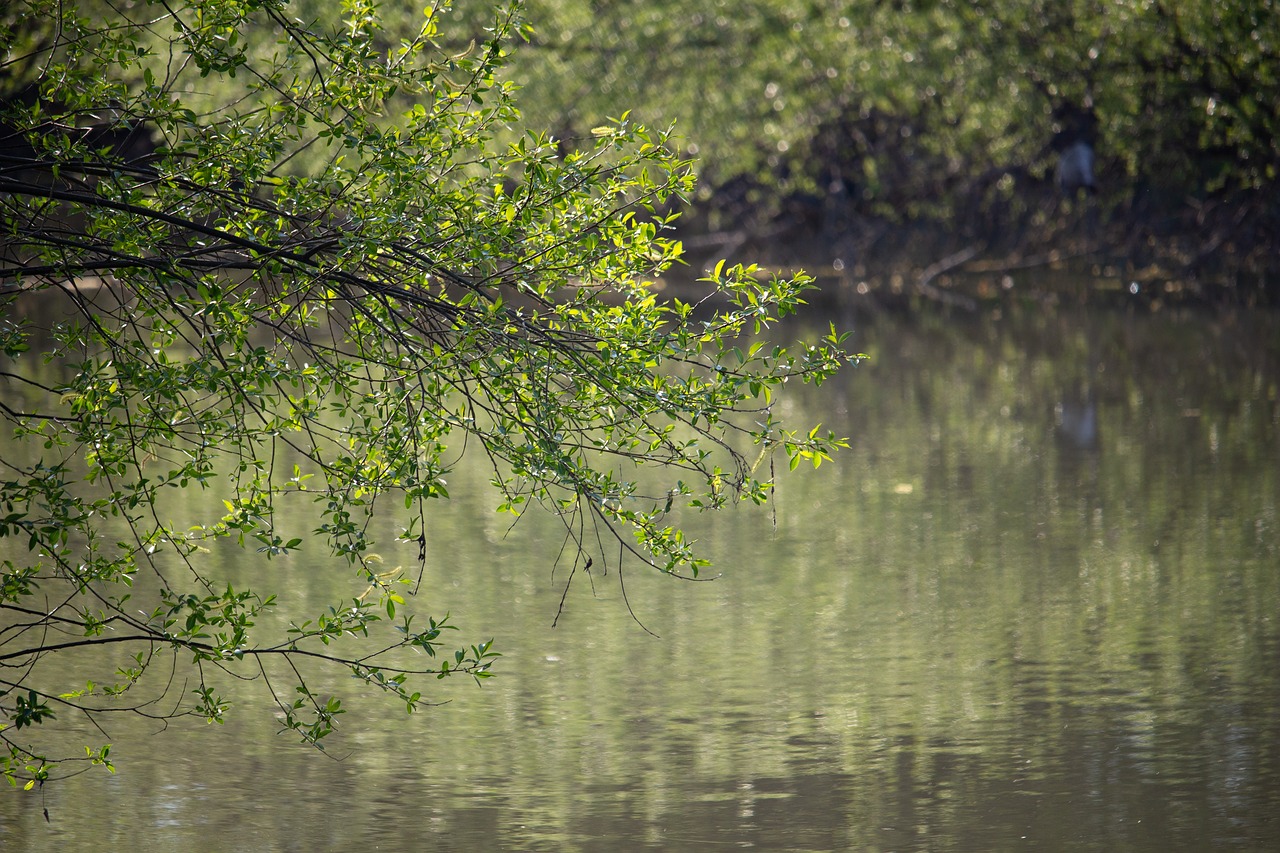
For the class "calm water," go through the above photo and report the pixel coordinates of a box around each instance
[2,295,1278,851]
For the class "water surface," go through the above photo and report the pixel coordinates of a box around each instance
[2,296,1278,851]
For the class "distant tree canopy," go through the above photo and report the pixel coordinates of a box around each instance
[0,0,850,787]
[481,0,1278,241]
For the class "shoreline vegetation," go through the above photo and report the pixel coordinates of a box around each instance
[6,1,1276,308]
[481,0,1277,308]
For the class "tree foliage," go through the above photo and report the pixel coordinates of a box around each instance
[0,0,850,787]
[488,0,1278,231]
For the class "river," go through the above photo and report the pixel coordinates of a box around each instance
[2,288,1278,851]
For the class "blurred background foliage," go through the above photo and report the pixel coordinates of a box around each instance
[5,0,1277,286]
[481,1,1278,197]
[451,0,1278,285]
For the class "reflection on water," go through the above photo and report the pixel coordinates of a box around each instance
[2,299,1278,851]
